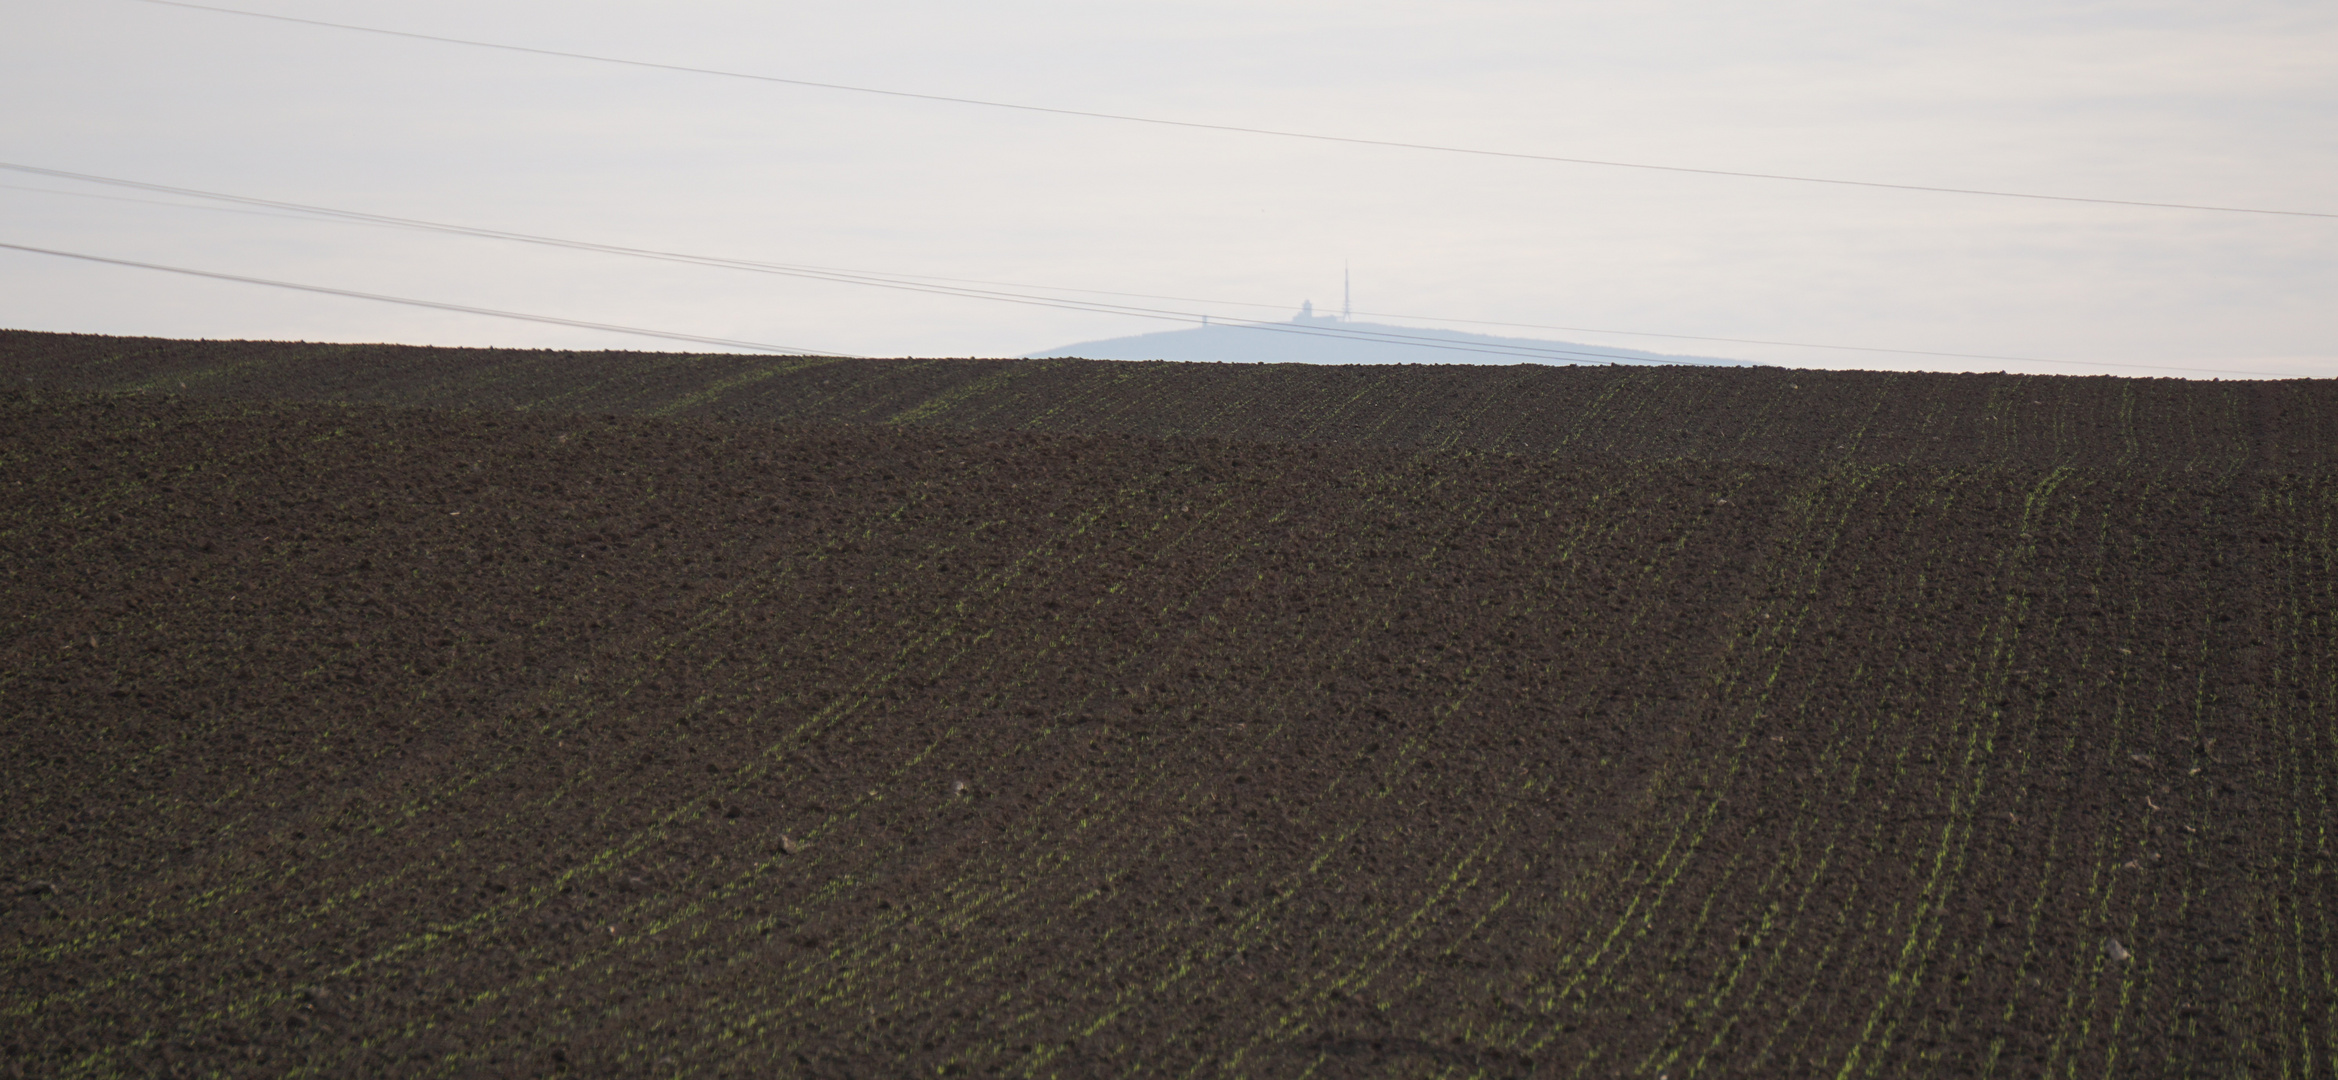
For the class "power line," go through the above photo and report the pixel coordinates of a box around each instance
[0,176,2261,368]
[5,163,2303,377]
[0,180,412,228]
[0,242,851,356]
[0,164,1737,367]
[125,0,2335,221]
[4,235,2301,378]
[0,229,1681,367]
[2,170,1758,352]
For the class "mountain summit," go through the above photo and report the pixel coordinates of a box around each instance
[1029,305,1749,366]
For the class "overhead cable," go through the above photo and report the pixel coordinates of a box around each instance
[0,164,1732,367]
[0,180,413,228]
[5,164,2300,376]
[0,173,2187,366]
[7,168,1803,355]
[4,235,2298,377]
[124,0,2335,221]
[0,242,851,357]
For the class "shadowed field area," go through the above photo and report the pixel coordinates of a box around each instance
[3,330,2333,1077]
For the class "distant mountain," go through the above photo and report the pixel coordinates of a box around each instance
[1028,306,1751,366]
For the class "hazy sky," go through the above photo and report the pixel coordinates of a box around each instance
[5,0,2333,376]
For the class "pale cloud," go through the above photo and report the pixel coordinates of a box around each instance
[3,0,2331,378]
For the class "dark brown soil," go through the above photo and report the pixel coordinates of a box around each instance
[2,332,2333,1077]
[7,329,2336,469]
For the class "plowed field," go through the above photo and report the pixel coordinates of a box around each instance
[3,330,2333,1078]
[9,329,2336,468]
